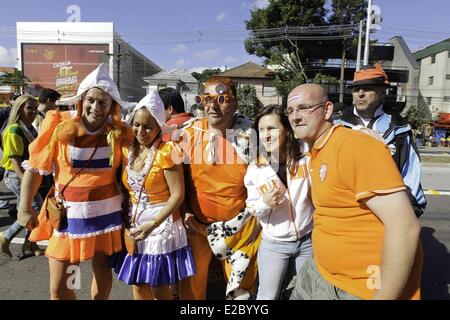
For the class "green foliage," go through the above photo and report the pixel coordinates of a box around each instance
[0,70,28,93]
[237,85,263,119]
[191,68,222,84]
[245,0,367,101]
[404,104,432,130]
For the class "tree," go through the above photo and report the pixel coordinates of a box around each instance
[245,0,328,83]
[329,0,368,102]
[404,104,432,131]
[191,68,222,84]
[0,70,28,94]
[237,85,263,119]
[244,0,367,104]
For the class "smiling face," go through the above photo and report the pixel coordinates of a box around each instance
[132,108,160,148]
[258,113,286,155]
[81,87,113,131]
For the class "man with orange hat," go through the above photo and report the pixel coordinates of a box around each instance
[337,64,426,217]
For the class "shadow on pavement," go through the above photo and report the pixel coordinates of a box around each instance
[421,227,450,300]
[0,216,14,228]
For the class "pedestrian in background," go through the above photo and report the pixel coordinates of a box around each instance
[0,94,43,258]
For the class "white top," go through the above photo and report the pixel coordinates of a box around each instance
[244,155,314,242]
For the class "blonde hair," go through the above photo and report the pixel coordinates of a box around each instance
[7,94,37,127]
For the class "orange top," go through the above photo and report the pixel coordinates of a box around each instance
[122,141,182,221]
[309,125,422,300]
[182,118,248,223]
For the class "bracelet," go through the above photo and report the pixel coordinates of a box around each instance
[151,219,160,228]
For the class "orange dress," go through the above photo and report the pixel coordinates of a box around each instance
[26,110,126,263]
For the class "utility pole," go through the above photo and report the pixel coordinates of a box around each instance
[339,47,346,103]
[364,0,372,66]
[117,42,121,90]
[356,20,364,71]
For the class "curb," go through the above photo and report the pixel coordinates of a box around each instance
[424,190,450,196]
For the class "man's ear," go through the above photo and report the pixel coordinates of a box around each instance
[324,101,334,121]
[168,105,174,115]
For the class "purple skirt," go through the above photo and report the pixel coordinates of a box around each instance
[114,245,195,286]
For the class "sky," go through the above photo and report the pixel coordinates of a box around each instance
[0,0,449,73]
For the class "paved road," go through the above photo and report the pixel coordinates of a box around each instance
[1,179,449,300]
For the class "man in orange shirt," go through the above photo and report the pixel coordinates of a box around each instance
[287,83,422,300]
[177,77,260,300]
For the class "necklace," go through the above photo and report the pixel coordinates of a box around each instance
[128,138,161,177]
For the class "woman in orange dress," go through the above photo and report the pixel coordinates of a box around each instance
[18,63,132,300]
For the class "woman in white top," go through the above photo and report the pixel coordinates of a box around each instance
[244,105,314,300]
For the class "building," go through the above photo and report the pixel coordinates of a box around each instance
[16,22,161,102]
[381,37,422,114]
[143,69,198,110]
[413,38,450,138]
[413,38,450,115]
[217,62,282,106]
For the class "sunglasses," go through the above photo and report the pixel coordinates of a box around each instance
[194,93,235,108]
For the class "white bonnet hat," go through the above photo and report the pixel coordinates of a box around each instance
[60,63,129,108]
[131,90,174,134]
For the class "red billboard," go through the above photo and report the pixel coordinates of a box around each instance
[22,43,110,97]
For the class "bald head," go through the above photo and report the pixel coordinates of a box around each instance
[288,83,328,106]
[286,83,334,146]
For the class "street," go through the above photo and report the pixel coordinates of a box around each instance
[0,164,449,300]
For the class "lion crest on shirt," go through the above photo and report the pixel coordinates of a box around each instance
[319,163,327,182]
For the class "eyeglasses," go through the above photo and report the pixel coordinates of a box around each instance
[285,101,327,116]
[194,94,235,107]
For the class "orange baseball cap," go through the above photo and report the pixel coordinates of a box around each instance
[349,63,390,87]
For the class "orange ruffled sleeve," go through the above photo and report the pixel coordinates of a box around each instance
[155,141,183,170]
[27,110,63,174]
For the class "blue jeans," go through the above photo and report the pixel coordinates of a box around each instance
[256,232,313,300]
[3,170,43,241]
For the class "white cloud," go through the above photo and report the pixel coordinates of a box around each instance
[216,11,227,22]
[224,56,239,65]
[240,2,248,9]
[0,46,17,67]
[170,44,187,53]
[194,48,221,61]
[250,0,269,10]
[176,58,187,67]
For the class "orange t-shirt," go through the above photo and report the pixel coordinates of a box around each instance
[310,125,422,300]
[182,119,248,223]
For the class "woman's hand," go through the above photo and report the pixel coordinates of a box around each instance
[184,212,207,236]
[18,208,39,230]
[262,184,285,208]
[129,220,159,240]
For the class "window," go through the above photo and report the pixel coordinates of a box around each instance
[431,55,436,64]
[446,74,450,80]
[428,76,434,85]
[426,97,432,104]
[444,96,450,102]
[262,83,277,97]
